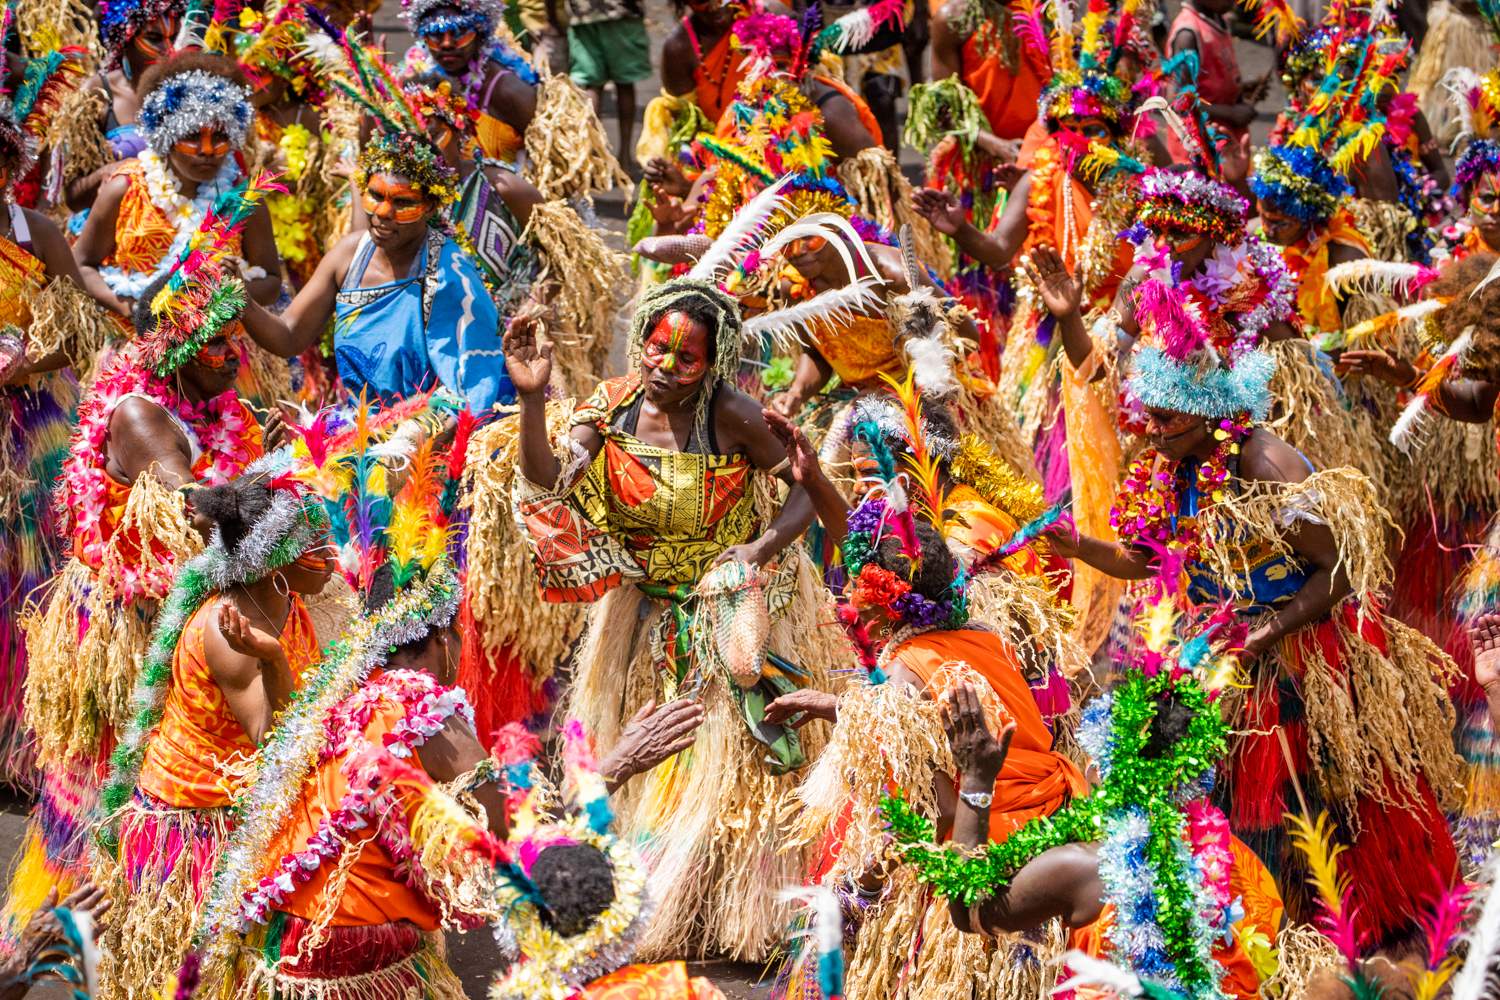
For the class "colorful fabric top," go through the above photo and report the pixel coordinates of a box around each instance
[0,220,47,331]
[261,668,475,931]
[808,310,903,388]
[569,375,757,586]
[100,153,244,301]
[892,628,1087,841]
[686,19,749,126]
[1173,461,1314,614]
[1165,4,1245,162]
[1276,210,1370,336]
[333,230,508,414]
[138,596,319,809]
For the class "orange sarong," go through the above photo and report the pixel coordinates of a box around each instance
[891,629,1087,840]
[585,962,725,1000]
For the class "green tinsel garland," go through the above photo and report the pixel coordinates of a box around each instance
[150,280,249,377]
[880,667,1230,996]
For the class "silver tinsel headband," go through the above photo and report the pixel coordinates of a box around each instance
[139,69,253,157]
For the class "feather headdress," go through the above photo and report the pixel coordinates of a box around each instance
[136,172,284,377]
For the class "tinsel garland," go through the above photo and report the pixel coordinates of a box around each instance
[96,489,331,850]
[881,665,1230,999]
[188,562,461,979]
[138,69,253,158]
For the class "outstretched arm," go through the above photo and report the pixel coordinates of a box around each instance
[716,391,817,566]
[239,235,355,358]
[764,409,850,543]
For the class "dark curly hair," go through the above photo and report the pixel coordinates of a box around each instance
[191,473,274,551]
[530,843,617,937]
[868,519,959,606]
[1140,691,1197,760]
[1429,253,1500,381]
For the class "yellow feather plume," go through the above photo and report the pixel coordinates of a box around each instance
[879,369,946,527]
[1286,811,1350,915]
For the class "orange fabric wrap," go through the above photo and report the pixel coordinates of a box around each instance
[810,312,902,388]
[584,961,726,999]
[138,596,319,808]
[1281,211,1371,334]
[107,160,244,276]
[477,113,525,164]
[892,629,1086,840]
[694,31,750,125]
[813,73,884,148]
[0,233,45,330]
[269,670,442,930]
[944,485,1062,581]
[958,35,1045,141]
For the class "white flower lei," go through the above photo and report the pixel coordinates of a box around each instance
[99,151,243,300]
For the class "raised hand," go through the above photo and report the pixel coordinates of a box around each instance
[1471,613,1500,709]
[942,681,1015,789]
[503,308,554,397]
[644,157,691,199]
[1335,349,1419,388]
[763,408,821,485]
[911,187,966,237]
[1022,245,1082,319]
[218,603,284,664]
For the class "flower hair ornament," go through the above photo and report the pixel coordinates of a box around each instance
[488,721,652,1000]
[138,68,253,157]
[881,576,1244,1000]
[838,371,969,635]
[96,475,331,851]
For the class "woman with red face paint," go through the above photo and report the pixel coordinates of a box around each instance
[1034,168,1464,956]
[58,0,185,215]
[88,475,334,1000]
[74,53,283,333]
[506,277,844,961]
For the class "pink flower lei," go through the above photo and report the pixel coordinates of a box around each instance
[237,670,474,930]
[59,356,259,603]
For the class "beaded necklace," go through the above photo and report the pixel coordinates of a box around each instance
[1109,416,1251,559]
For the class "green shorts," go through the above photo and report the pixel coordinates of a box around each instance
[568,17,651,87]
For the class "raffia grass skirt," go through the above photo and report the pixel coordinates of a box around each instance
[236,915,464,1000]
[563,556,842,963]
[94,792,232,1000]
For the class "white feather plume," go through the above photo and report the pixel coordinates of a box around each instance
[1451,856,1500,1000]
[1442,66,1483,146]
[686,174,794,283]
[825,7,876,51]
[1473,256,1500,299]
[779,885,845,954]
[1323,259,1427,298]
[1050,951,1144,996]
[742,275,885,351]
[904,333,958,398]
[758,211,882,284]
[1390,327,1473,454]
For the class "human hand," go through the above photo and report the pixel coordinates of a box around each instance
[1220,131,1252,185]
[601,698,705,786]
[713,541,772,568]
[1334,349,1419,388]
[643,157,691,199]
[763,408,822,485]
[942,681,1014,790]
[767,391,804,419]
[763,688,839,727]
[911,187,966,237]
[218,604,284,663]
[115,296,136,320]
[1240,624,1276,660]
[263,406,294,453]
[1022,245,1082,319]
[1470,613,1500,701]
[503,309,553,397]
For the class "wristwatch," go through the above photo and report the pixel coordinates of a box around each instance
[958,788,993,809]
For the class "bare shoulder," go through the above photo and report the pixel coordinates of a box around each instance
[1240,428,1311,485]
